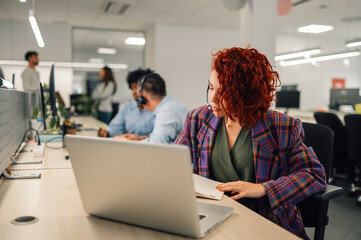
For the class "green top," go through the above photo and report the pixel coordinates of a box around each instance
[210,120,258,212]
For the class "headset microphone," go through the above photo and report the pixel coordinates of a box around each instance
[206,85,212,110]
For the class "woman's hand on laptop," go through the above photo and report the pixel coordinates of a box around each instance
[216,181,266,200]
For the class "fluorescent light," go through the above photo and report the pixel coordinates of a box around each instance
[274,48,321,61]
[97,47,117,55]
[28,9,45,48]
[346,39,361,48]
[20,0,26,2]
[88,58,104,63]
[0,60,127,70]
[125,37,146,46]
[280,51,361,66]
[297,24,334,34]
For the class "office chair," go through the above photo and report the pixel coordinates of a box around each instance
[297,122,344,240]
[314,112,348,180]
[344,114,361,206]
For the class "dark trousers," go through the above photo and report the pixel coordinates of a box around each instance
[98,111,112,124]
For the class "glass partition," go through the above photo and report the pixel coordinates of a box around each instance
[72,27,145,109]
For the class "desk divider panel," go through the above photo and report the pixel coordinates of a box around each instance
[0,88,29,173]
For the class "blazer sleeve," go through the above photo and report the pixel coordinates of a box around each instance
[261,118,327,215]
[174,114,190,146]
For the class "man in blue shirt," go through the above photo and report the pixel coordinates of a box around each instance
[98,69,155,139]
[120,73,188,144]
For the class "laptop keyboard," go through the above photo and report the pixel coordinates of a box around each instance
[199,214,206,220]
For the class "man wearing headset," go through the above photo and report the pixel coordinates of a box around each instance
[98,68,155,139]
[117,72,188,144]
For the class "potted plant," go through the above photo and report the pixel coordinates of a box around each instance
[32,83,61,131]
[63,118,77,135]
[30,106,43,131]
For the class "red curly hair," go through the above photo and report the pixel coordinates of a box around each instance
[212,47,280,129]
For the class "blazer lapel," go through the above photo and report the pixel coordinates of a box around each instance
[196,113,220,177]
[251,118,280,182]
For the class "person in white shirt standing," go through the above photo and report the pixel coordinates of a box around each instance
[22,51,40,112]
[92,66,117,124]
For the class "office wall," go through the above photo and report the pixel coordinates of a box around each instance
[146,24,241,110]
[145,25,156,71]
[0,20,71,61]
[0,20,73,106]
[276,34,361,110]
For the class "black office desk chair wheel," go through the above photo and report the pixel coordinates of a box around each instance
[297,122,344,240]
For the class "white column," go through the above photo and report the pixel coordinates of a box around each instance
[239,0,277,64]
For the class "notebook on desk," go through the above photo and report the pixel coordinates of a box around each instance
[65,135,233,238]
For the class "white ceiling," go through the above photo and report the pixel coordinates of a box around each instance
[0,0,240,30]
[1,0,361,55]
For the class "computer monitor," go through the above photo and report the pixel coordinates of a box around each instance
[0,67,4,79]
[276,91,300,114]
[281,84,298,91]
[330,88,361,110]
[39,82,47,131]
[12,74,15,88]
[49,63,57,117]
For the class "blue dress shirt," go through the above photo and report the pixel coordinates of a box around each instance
[106,101,154,137]
[142,96,188,144]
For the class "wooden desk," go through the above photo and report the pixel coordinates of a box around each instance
[74,116,105,135]
[10,116,101,171]
[0,169,300,240]
[1,116,300,239]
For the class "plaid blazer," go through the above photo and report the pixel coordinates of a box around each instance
[174,106,327,239]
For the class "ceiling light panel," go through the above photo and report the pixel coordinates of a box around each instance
[297,24,334,34]
[28,9,45,48]
[346,39,361,48]
[280,51,361,66]
[125,37,145,46]
[97,47,117,55]
[274,48,321,61]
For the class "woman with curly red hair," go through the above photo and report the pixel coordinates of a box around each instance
[175,47,326,239]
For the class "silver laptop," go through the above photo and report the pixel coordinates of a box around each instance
[65,135,233,238]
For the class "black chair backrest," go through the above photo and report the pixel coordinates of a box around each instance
[314,112,347,154]
[298,122,334,236]
[344,114,361,160]
[302,122,334,181]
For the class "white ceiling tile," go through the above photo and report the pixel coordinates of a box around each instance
[1,0,361,55]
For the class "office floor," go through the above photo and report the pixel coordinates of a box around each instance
[305,179,361,240]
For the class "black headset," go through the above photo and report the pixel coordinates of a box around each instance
[206,84,211,110]
[137,73,158,107]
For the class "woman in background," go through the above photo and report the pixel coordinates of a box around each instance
[92,66,117,124]
[175,47,326,239]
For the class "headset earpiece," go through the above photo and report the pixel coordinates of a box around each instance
[137,95,147,107]
[137,73,158,108]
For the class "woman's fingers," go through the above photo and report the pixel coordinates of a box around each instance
[216,181,266,199]
[230,191,247,200]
